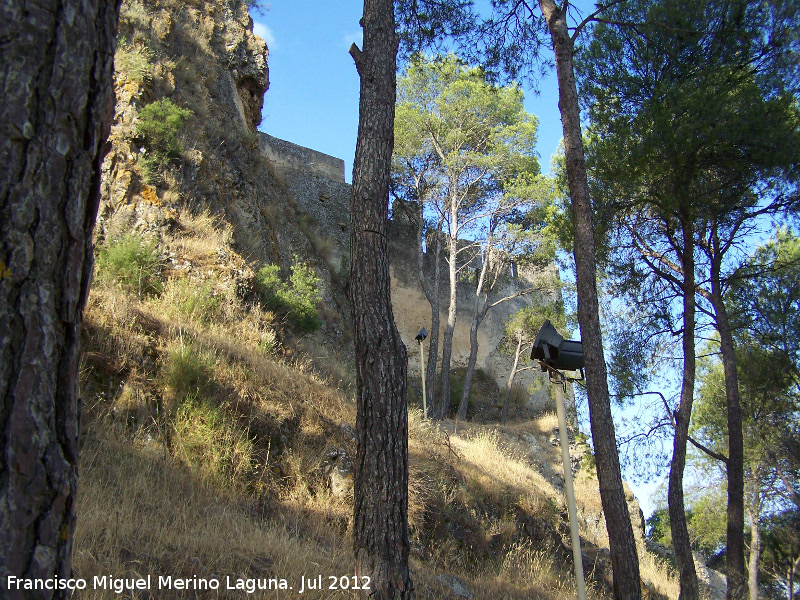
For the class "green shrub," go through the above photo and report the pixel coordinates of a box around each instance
[136,98,192,174]
[164,278,220,324]
[96,233,162,297]
[115,41,153,84]
[172,401,254,486]
[163,344,214,404]
[255,263,281,296]
[447,369,478,415]
[256,261,321,332]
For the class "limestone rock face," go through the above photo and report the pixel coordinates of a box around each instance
[214,1,269,130]
[99,0,267,247]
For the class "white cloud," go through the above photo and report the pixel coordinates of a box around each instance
[342,31,363,51]
[253,21,277,51]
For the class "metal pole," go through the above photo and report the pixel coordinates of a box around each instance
[554,376,587,600]
[419,341,427,419]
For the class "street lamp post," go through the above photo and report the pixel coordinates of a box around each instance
[415,328,428,419]
[532,320,587,600]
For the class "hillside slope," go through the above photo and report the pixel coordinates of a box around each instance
[75,0,680,597]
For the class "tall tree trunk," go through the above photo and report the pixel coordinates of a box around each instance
[501,337,524,424]
[709,232,746,600]
[458,263,489,421]
[747,486,762,600]
[417,202,442,416]
[0,1,120,596]
[438,205,459,419]
[668,218,701,600]
[537,1,641,597]
[457,311,480,421]
[348,2,411,597]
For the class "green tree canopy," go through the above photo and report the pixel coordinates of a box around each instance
[394,52,540,211]
[579,0,800,594]
[393,52,541,419]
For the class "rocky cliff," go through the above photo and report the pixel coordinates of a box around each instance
[99,0,352,345]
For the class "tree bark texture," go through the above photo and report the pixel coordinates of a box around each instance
[668,219,701,600]
[0,0,120,596]
[348,1,411,598]
[437,212,459,419]
[747,489,761,600]
[457,313,479,421]
[416,202,441,417]
[709,240,746,600]
[537,1,642,598]
[426,237,442,415]
[458,265,489,421]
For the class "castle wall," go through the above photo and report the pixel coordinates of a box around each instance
[258,134,559,412]
[259,133,345,182]
[257,132,351,307]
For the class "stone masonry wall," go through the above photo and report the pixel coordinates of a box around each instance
[259,133,346,182]
[258,134,560,412]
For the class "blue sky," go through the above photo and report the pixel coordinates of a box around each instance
[252,2,566,183]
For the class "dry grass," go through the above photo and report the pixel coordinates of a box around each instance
[171,208,233,261]
[78,237,360,598]
[80,248,676,597]
[74,426,353,600]
[449,428,557,501]
[639,547,680,599]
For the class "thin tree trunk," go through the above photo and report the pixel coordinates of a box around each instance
[669,218,701,600]
[348,1,411,596]
[456,315,480,421]
[458,261,489,421]
[747,488,761,600]
[501,337,524,424]
[417,203,442,417]
[538,0,641,597]
[458,310,480,421]
[0,1,120,597]
[438,204,459,419]
[709,231,746,600]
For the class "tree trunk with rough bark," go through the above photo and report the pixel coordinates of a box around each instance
[0,0,120,596]
[416,202,442,417]
[426,235,443,414]
[708,236,746,600]
[348,1,411,597]
[458,262,489,421]
[747,489,761,600]
[501,337,524,424]
[437,203,459,419]
[668,218,701,600]
[537,0,641,597]
[457,310,480,422]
